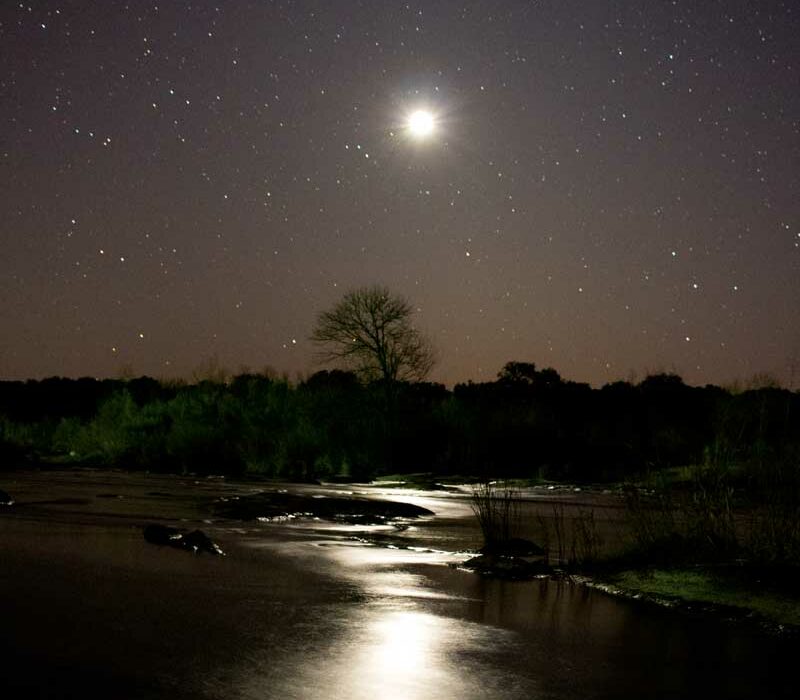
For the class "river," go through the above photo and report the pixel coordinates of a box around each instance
[0,470,795,698]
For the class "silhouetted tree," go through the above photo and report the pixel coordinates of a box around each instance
[497,361,539,384]
[311,285,435,384]
[497,361,563,392]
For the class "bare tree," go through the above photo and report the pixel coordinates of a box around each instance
[311,286,435,383]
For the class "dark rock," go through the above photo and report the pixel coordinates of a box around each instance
[143,524,225,556]
[460,553,552,580]
[143,523,183,545]
[0,489,13,506]
[180,530,225,556]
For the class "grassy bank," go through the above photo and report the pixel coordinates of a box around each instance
[467,476,800,630]
[601,568,800,629]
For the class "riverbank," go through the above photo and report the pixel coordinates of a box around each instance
[372,474,800,633]
[587,567,800,634]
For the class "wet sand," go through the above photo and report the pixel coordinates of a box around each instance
[1,469,796,699]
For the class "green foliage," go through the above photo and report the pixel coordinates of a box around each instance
[164,386,244,474]
[0,415,42,467]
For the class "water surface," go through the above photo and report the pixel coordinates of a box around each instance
[0,471,795,699]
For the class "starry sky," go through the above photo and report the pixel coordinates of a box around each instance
[2,1,799,388]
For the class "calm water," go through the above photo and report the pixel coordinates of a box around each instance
[0,472,796,699]
[218,484,796,700]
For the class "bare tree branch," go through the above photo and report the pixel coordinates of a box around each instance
[310,286,436,383]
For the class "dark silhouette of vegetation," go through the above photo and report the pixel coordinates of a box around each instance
[535,504,604,569]
[311,285,435,384]
[1,364,797,487]
[620,386,800,569]
[470,480,521,552]
[310,286,437,473]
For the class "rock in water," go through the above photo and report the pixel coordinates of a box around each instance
[460,553,552,580]
[143,523,183,545]
[180,530,225,556]
[0,489,14,506]
[143,524,225,556]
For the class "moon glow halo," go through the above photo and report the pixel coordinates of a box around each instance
[407,110,435,138]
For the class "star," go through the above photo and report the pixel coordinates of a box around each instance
[407,110,435,138]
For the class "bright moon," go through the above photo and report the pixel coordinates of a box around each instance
[408,110,435,137]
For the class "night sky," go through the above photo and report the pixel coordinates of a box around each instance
[2,1,799,388]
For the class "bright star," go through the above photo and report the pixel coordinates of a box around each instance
[407,110,435,138]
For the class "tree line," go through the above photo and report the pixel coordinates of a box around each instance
[1,363,797,487]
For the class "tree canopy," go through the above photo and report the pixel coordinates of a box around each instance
[310,285,435,384]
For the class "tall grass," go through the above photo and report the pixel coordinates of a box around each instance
[470,480,521,551]
[622,453,800,567]
[536,504,604,568]
[744,452,800,565]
